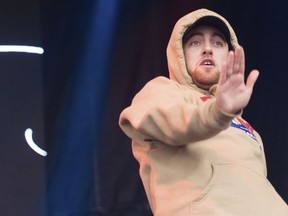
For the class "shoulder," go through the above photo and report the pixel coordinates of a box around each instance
[131,76,182,103]
[144,76,183,91]
[133,76,198,105]
[147,76,174,85]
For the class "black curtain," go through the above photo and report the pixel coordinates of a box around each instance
[41,0,288,215]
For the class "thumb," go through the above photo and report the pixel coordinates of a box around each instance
[246,70,259,89]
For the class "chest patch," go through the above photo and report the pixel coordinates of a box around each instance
[231,117,257,141]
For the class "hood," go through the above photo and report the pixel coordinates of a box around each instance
[166,8,239,89]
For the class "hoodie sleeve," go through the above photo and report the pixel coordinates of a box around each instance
[119,76,236,146]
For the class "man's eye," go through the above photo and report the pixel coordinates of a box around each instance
[214,41,223,47]
[191,41,200,45]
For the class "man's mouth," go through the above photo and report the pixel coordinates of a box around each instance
[200,58,215,67]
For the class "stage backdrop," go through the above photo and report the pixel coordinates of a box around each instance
[43,0,288,215]
[0,0,46,215]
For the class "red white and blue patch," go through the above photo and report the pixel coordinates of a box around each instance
[231,117,257,141]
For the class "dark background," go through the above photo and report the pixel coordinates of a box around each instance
[0,0,45,215]
[0,0,287,215]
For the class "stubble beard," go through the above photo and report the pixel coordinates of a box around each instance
[190,67,220,90]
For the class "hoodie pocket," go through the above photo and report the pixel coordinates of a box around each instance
[190,163,220,207]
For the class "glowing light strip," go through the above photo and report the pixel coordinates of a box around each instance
[0,45,44,54]
[24,128,47,156]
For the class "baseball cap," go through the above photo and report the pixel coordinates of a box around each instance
[182,15,233,50]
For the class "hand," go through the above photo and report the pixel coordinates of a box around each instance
[215,45,259,115]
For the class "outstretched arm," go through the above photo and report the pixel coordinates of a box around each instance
[215,45,259,115]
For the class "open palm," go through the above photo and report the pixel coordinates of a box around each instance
[216,45,259,115]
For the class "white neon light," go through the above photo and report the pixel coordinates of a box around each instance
[0,45,44,54]
[24,128,47,156]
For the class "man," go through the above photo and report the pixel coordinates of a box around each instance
[119,8,288,215]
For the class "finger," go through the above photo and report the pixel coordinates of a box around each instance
[226,51,234,78]
[233,46,241,73]
[238,45,245,76]
[246,70,259,89]
[219,61,227,85]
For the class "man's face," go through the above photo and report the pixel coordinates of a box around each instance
[183,25,229,90]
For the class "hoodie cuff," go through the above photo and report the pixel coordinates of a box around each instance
[211,100,242,128]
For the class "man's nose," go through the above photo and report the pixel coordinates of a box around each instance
[202,43,213,56]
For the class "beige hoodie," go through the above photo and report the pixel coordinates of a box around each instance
[119,8,288,215]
